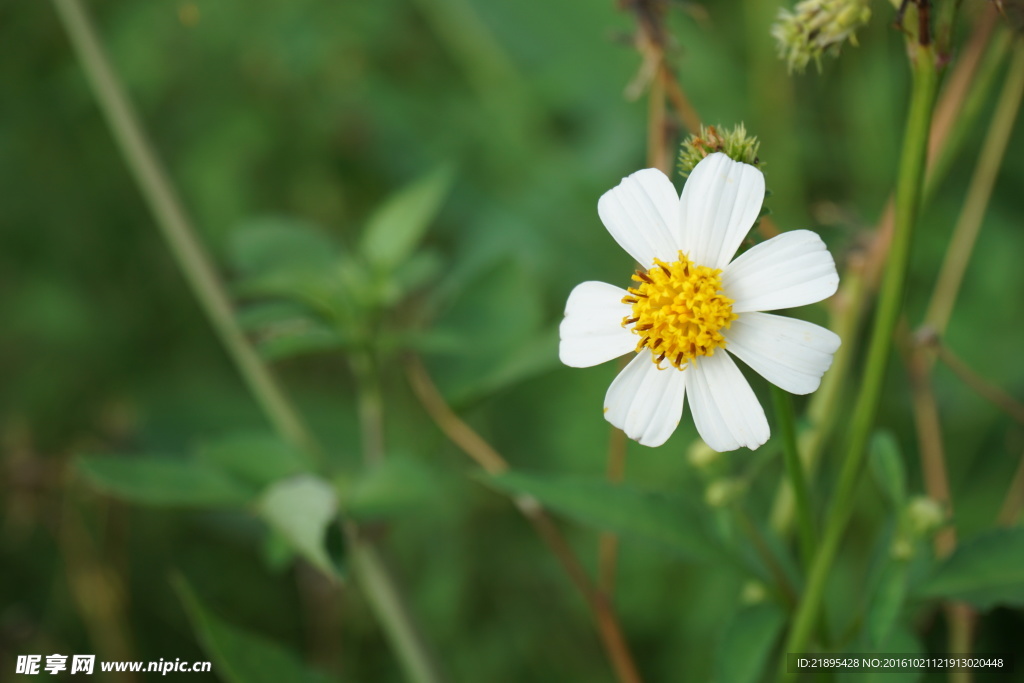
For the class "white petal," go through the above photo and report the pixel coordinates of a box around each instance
[676,153,765,270]
[603,352,686,447]
[724,312,841,395]
[687,351,769,452]
[597,168,681,267]
[722,230,839,313]
[559,281,637,368]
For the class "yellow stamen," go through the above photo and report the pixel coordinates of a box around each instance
[621,252,737,370]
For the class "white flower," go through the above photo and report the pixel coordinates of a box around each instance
[559,153,840,451]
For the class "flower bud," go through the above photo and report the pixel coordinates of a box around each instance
[905,496,945,536]
[705,479,744,507]
[772,0,872,74]
[678,124,760,178]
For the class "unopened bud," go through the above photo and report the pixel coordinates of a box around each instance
[687,439,721,470]
[705,479,743,507]
[679,124,760,178]
[905,496,945,536]
[772,0,872,74]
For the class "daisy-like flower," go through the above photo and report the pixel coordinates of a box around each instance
[559,153,840,451]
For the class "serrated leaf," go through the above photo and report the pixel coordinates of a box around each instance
[342,457,441,521]
[715,603,785,683]
[77,456,255,507]
[360,166,453,272]
[199,433,311,488]
[174,577,332,683]
[258,475,338,576]
[484,472,721,561]
[869,431,906,509]
[918,528,1024,608]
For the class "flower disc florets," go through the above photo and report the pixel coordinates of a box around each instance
[622,252,737,370]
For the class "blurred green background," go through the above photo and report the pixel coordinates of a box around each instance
[3,0,1024,681]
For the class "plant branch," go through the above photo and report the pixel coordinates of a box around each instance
[771,387,815,571]
[926,41,1024,337]
[52,2,446,680]
[783,41,941,664]
[405,356,644,683]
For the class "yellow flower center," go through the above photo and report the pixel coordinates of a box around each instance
[621,252,737,370]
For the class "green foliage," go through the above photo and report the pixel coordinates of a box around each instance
[76,455,256,507]
[175,577,333,683]
[427,258,556,401]
[865,559,908,647]
[258,474,340,577]
[341,457,442,521]
[714,602,786,683]
[919,528,1024,608]
[869,431,907,509]
[199,433,312,488]
[360,165,454,274]
[484,471,722,561]
[10,0,1024,680]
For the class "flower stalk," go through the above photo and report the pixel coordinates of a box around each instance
[782,39,941,662]
[771,386,815,570]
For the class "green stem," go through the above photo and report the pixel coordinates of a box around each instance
[52,2,447,681]
[51,0,319,460]
[352,352,387,465]
[782,44,940,667]
[347,526,448,683]
[772,387,815,570]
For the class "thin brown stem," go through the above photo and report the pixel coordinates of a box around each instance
[599,422,628,595]
[926,40,1024,338]
[626,0,702,134]
[405,356,643,683]
[647,65,668,173]
[661,65,703,134]
[931,340,1024,425]
[902,322,976,683]
[405,356,508,474]
[902,325,956,557]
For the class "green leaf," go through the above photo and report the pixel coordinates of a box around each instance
[866,560,908,647]
[918,527,1024,608]
[199,433,311,489]
[715,603,785,683]
[484,471,721,561]
[174,577,332,683]
[233,267,348,320]
[77,456,254,507]
[237,300,317,331]
[360,165,453,272]
[428,259,546,399]
[256,321,349,361]
[229,216,337,276]
[839,626,924,683]
[869,431,906,509]
[258,474,339,576]
[342,457,441,521]
[449,325,560,403]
